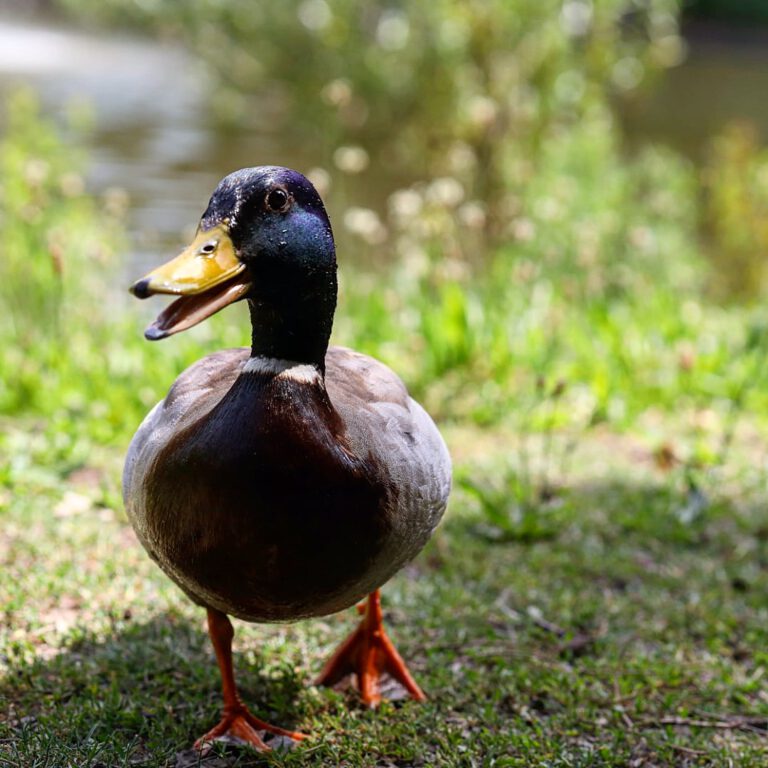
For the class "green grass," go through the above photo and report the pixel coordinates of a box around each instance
[2,422,768,767]
[3,10,768,762]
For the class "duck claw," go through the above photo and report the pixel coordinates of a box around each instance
[194,706,307,753]
[315,590,426,707]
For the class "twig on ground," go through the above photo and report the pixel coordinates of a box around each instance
[639,715,768,732]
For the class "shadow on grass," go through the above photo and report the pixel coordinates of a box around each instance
[1,613,308,767]
[452,472,730,549]
[2,477,766,766]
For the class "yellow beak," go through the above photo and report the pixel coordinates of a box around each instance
[129,224,252,340]
[130,223,245,298]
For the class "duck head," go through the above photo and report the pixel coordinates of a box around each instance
[130,167,337,366]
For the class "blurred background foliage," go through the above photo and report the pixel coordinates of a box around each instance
[3,4,768,763]
[51,0,687,239]
[1,0,768,509]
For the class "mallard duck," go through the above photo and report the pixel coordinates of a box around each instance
[123,167,451,751]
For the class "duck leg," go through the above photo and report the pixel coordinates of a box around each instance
[195,608,307,752]
[315,590,426,707]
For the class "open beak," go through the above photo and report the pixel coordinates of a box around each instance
[129,223,251,340]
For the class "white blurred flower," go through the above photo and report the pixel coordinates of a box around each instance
[306,167,331,198]
[376,10,410,50]
[25,158,49,187]
[389,188,423,220]
[343,207,388,245]
[426,177,464,207]
[321,78,353,108]
[534,196,561,222]
[458,201,487,230]
[612,57,644,91]
[333,145,369,174]
[650,10,679,37]
[560,0,593,37]
[511,217,536,242]
[59,172,85,198]
[693,408,720,432]
[652,35,687,68]
[569,385,597,423]
[398,239,430,277]
[448,141,477,173]
[298,0,331,31]
[467,95,498,129]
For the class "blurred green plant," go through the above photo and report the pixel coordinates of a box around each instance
[457,374,587,542]
[460,470,565,542]
[3,81,768,458]
[55,0,686,238]
[4,0,768,521]
[3,8,768,761]
[702,121,768,300]
[0,89,119,346]
[0,89,124,411]
[336,109,708,424]
[0,90,249,430]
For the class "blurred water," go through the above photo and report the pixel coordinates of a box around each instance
[0,19,220,272]
[1,16,767,274]
[620,21,768,158]
[0,17,326,277]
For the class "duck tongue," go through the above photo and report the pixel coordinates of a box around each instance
[145,275,251,340]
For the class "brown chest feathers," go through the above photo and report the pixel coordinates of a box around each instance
[142,372,394,621]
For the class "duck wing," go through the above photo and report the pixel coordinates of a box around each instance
[123,347,250,503]
[325,346,451,555]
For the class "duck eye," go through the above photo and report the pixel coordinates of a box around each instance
[199,240,218,256]
[265,188,289,212]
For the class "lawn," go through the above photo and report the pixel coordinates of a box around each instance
[2,417,768,767]
[3,2,768,764]
[2,105,768,767]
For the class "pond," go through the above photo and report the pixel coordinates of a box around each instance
[0,17,265,274]
[620,20,768,159]
[1,15,767,272]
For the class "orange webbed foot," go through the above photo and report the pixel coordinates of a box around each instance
[197,609,307,753]
[194,705,307,753]
[315,590,426,707]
